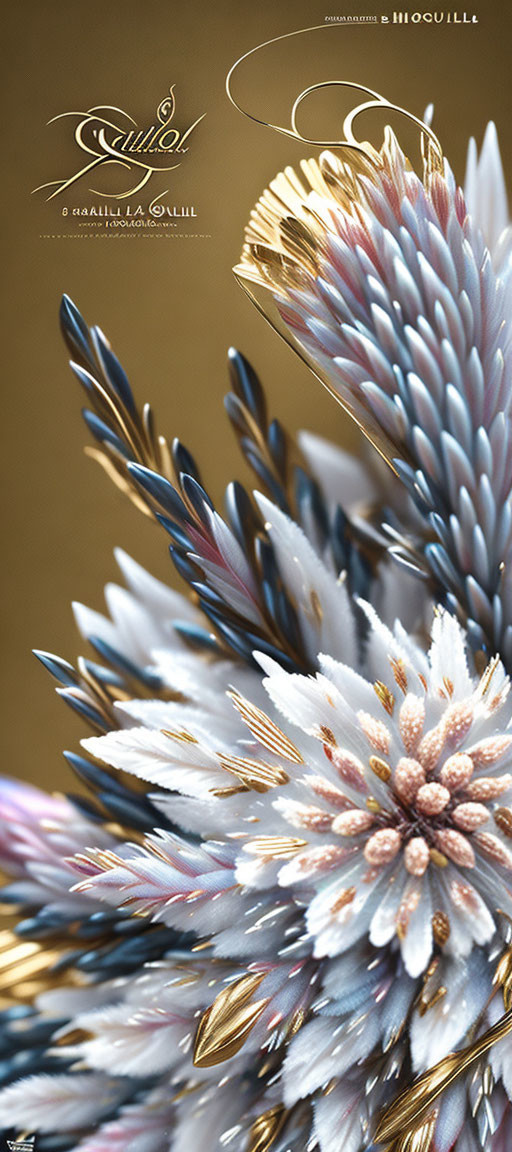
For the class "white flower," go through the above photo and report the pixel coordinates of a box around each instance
[249,609,512,978]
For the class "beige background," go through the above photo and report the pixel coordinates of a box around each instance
[2,0,511,790]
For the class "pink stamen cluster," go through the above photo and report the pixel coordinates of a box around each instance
[327,691,512,876]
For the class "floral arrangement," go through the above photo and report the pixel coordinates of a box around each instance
[1,101,512,1152]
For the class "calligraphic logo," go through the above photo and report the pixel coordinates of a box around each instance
[33,87,205,201]
[6,1139,35,1152]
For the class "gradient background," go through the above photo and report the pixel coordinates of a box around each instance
[3,0,511,790]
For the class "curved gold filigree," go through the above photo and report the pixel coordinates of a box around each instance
[229,30,445,475]
[226,25,443,177]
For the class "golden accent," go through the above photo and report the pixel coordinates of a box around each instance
[319,725,337,747]
[479,655,501,697]
[85,447,153,517]
[494,945,512,1010]
[366,796,382,813]
[193,972,268,1068]
[429,849,448,868]
[73,333,192,536]
[226,30,443,174]
[431,910,450,946]
[0,930,83,1005]
[54,1028,94,1047]
[330,886,356,915]
[375,1008,512,1144]
[418,985,447,1017]
[374,681,395,716]
[248,1105,288,1152]
[494,807,512,838]
[391,1112,437,1152]
[218,752,289,793]
[211,784,250,798]
[309,589,323,627]
[389,657,408,695]
[162,727,199,745]
[369,755,392,782]
[228,691,304,764]
[245,836,307,858]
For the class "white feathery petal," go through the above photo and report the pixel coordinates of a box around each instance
[75,1003,192,1076]
[82,727,228,795]
[465,122,509,255]
[282,1012,380,1105]
[410,950,491,1071]
[75,1087,175,1152]
[0,1074,128,1132]
[298,430,379,512]
[428,608,473,698]
[114,547,199,623]
[313,1080,365,1152]
[254,492,358,664]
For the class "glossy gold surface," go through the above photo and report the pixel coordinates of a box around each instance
[193,971,268,1067]
[375,1004,512,1143]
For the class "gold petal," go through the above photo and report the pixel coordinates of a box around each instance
[494,945,512,1010]
[389,656,408,695]
[374,681,395,716]
[393,1112,437,1152]
[193,972,268,1068]
[369,755,392,782]
[248,1105,288,1152]
[431,910,450,947]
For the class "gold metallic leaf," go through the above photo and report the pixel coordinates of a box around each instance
[374,681,395,716]
[0,929,82,1006]
[369,755,391,782]
[248,1105,288,1152]
[393,1112,437,1152]
[193,972,268,1068]
[494,945,512,1010]
[161,728,198,745]
[375,1009,512,1143]
[84,447,154,518]
[389,656,408,694]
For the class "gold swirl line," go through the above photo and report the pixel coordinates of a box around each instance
[225,24,443,169]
